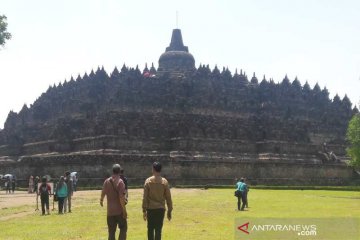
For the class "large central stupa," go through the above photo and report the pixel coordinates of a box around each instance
[158,29,195,73]
[0,29,358,187]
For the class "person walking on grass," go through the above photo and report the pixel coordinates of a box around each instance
[5,176,11,194]
[38,176,51,215]
[34,176,40,194]
[11,177,16,193]
[142,162,173,240]
[237,177,248,211]
[245,178,249,208]
[56,176,68,214]
[235,178,242,211]
[28,176,34,193]
[34,176,40,209]
[72,173,78,192]
[64,171,73,213]
[100,164,127,240]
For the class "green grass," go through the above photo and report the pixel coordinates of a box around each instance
[174,185,360,191]
[0,189,359,239]
[0,205,31,218]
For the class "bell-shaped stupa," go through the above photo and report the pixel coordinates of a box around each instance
[158,29,195,74]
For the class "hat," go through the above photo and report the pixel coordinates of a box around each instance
[112,164,121,174]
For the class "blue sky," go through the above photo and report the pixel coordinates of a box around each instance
[0,0,359,128]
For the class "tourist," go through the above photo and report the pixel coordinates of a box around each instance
[120,167,128,203]
[237,177,248,211]
[72,173,78,192]
[34,176,40,194]
[38,176,51,215]
[245,178,249,208]
[235,178,242,210]
[55,176,68,214]
[34,176,40,211]
[100,164,127,240]
[64,171,73,213]
[142,162,173,240]
[28,176,34,193]
[11,177,16,193]
[3,178,6,193]
[5,176,11,194]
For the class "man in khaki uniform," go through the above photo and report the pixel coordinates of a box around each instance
[142,162,173,240]
[101,164,127,240]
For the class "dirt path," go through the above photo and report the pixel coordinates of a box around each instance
[0,191,38,221]
[0,190,103,209]
[0,191,37,208]
[0,190,99,221]
[0,188,197,221]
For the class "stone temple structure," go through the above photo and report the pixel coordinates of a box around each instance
[0,29,359,186]
[158,29,195,73]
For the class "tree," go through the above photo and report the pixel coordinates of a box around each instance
[0,15,11,47]
[346,113,360,167]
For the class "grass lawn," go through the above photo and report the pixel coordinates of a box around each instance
[0,188,359,239]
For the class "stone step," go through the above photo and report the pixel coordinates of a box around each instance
[169,151,326,164]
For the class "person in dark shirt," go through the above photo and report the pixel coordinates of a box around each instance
[11,177,16,193]
[235,178,242,211]
[38,176,51,215]
[120,168,128,203]
[5,176,11,194]
[238,178,248,211]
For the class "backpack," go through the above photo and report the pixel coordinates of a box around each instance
[39,184,49,197]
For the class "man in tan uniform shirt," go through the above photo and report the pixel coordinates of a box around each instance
[142,162,173,240]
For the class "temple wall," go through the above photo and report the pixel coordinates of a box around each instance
[0,137,346,156]
[1,153,357,187]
